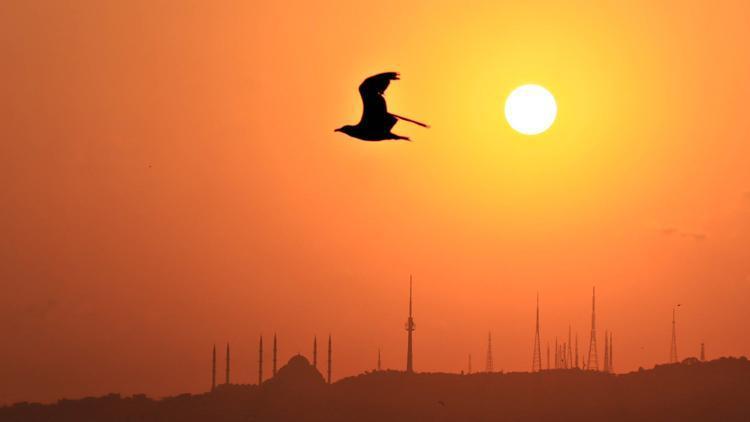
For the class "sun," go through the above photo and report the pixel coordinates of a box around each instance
[504,84,557,135]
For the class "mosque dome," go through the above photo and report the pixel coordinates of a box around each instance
[264,354,326,390]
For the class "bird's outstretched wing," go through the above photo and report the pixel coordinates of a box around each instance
[358,72,399,131]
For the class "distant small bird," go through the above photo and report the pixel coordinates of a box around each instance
[335,72,429,141]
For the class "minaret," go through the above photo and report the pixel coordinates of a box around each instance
[377,348,382,371]
[468,354,472,374]
[211,344,216,391]
[609,332,614,372]
[327,334,332,383]
[575,333,579,368]
[546,342,550,370]
[486,332,494,372]
[603,331,609,373]
[587,287,599,371]
[258,335,263,385]
[567,325,573,369]
[273,333,278,376]
[313,336,318,369]
[669,308,678,363]
[700,342,705,361]
[532,293,542,372]
[405,275,416,373]
[225,343,230,384]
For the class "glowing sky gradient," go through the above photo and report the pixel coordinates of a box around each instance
[2,0,750,404]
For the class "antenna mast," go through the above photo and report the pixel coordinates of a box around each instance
[532,293,542,372]
[225,343,230,384]
[586,287,599,371]
[486,332,494,372]
[670,308,679,363]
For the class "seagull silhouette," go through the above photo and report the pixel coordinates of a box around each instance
[335,72,429,141]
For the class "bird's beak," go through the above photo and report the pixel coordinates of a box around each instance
[333,128,341,132]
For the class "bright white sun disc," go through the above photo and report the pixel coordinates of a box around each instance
[504,85,557,135]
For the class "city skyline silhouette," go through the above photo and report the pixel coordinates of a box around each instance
[195,282,707,388]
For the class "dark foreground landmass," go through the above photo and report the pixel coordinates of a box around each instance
[3,356,750,422]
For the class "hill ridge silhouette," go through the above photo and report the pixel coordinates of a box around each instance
[3,356,749,421]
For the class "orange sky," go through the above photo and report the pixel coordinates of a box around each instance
[2,0,750,404]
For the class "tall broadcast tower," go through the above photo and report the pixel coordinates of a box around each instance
[670,308,679,363]
[405,275,416,373]
[587,287,599,371]
[532,293,542,372]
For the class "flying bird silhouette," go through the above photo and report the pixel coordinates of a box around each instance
[335,72,429,141]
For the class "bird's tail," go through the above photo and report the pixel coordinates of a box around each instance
[392,114,430,128]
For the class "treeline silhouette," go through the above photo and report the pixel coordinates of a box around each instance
[3,355,750,422]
